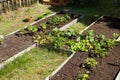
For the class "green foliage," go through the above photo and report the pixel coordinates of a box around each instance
[47,14,71,25]
[47,16,65,25]
[37,11,50,20]
[18,28,26,35]
[85,58,98,68]
[64,13,71,20]
[77,73,89,80]
[33,35,41,43]
[61,30,78,39]
[50,35,65,48]
[113,33,119,40]
[90,34,116,57]
[71,40,89,52]
[40,22,47,29]
[33,32,52,45]
[27,25,38,33]
[32,29,117,58]
[71,0,100,6]
[0,35,4,44]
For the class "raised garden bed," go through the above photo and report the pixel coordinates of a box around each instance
[45,16,120,80]
[0,11,83,69]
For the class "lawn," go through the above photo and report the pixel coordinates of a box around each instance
[0,47,69,80]
[0,0,120,80]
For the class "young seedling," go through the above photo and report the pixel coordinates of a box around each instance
[113,33,120,40]
[40,22,47,29]
[37,11,50,20]
[18,28,26,35]
[33,35,41,43]
[77,73,89,80]
[27,25,38,33]
[85,58,98,68]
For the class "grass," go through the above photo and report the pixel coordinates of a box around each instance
[0,0,120,79]
[0,47,69,80]
[0,3,51,35]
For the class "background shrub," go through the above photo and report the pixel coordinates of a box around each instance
[70,0,100,6]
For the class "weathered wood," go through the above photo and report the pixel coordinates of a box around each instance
[0,2,2,13]
[0,0,38,13]
[2,1,6,13]
[10,0,14,11]
[15,0,18,10]
[28,0,31,6]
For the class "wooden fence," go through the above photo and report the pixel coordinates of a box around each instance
[0,0,38,13]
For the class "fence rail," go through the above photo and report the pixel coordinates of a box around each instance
[0,0,38,13]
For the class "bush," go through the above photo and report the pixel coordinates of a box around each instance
[70,0,100,6]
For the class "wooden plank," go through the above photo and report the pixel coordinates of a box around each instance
[115,70,120,80]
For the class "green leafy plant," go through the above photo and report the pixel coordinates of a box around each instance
[90,41,107,57]
[40,22,47,29]
[85,58,98,68]
[33,35,41,43]
[50,35,65,48]
[113,33,119,40]
[64,13,71,20]
[37,11,50,20]
[77,73,89,80]
[61,30,78,39]
[27,25,38,33]
[47,16,64,25]
[0,35,4,44]
[17,28,26,35]
[70,40,89,52]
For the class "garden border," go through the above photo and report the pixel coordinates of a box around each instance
[115,70,120,80]
[0,11,84,70]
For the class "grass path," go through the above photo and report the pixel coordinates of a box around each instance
[0,47,69,80]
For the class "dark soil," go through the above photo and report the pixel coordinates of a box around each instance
[49,16,120,80]
[0,11,80,63]
[84,16,120,39]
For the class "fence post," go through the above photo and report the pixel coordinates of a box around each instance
[6,0,10,11]
[0,2,2,13]
[15,0,18,10]
[10,0,14,11]
[18,0,21,7]
[28,0,31,6]
[2,1,6,13]
[25,0,29,6]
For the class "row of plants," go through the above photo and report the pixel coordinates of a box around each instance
[0,11,51,45]
[31,28,119,80]
[16,12,80,37]
[37,29,119,56]
[36,11,51,20]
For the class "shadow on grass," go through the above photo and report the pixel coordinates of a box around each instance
[47,0,120,27]
[38,44,73,57]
